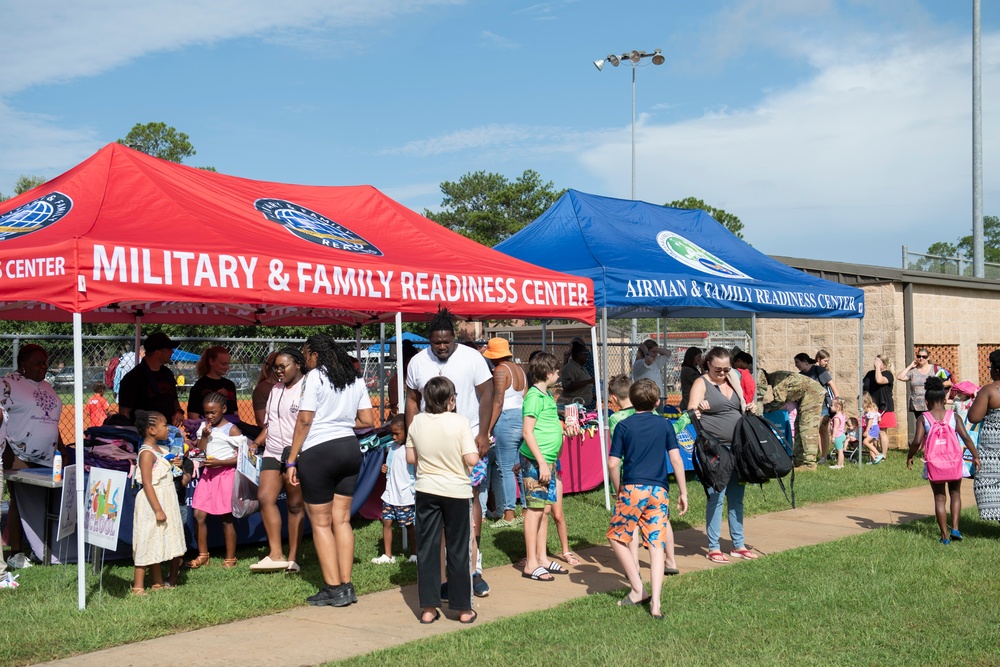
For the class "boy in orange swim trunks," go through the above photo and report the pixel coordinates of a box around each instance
[607,378,688,620]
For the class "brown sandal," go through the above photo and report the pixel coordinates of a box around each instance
[222,558,238,568]
[130,587,147,596]
[187,553,210,569]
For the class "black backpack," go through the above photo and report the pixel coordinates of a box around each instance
[690,413,736,495]
[732,414,795,507]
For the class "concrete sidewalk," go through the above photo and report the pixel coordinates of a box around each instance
[39,484,958,667]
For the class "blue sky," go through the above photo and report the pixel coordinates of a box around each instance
[2,0,999,265]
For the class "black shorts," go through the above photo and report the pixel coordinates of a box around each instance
[297,435,362,504]
[260,456,283,473]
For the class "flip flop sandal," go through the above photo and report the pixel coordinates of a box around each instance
[730,548,759,560]
[664,567,680,576]
[618,593,651,606]
[522,566,555,582]
[419,609,441,624]
[460,610,478,624]
[545,561,569,574]
[706,551,730,564]
[561,551,582,566]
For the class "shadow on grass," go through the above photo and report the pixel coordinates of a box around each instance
[894,513,1000,540]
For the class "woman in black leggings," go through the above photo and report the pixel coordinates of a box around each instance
[287,334,374,607]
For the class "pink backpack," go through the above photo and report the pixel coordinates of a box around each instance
[923,411,963,482]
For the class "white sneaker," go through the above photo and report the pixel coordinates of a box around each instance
[407,554,418,563]
[371,554,395,564]
[828,465,843,469]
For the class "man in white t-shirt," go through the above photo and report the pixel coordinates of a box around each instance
[405,309,494,598]
[631,339,671,397]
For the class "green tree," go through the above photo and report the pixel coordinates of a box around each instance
[912,216,1000,275]
[0,174,47,203]
[667,197,745,240]
[117,122,196,163]
[425,170,564,246]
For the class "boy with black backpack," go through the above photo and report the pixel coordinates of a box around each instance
[607,379,687,619]
[907,376,980,544]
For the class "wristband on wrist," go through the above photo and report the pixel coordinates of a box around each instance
[286,461,297,468]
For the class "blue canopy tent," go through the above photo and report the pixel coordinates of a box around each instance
[366,331,429,355]
[170,348,200,363]
[495,190,869,496]
[494,190,864,319]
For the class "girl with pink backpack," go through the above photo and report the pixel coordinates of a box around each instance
[906,377,981,544]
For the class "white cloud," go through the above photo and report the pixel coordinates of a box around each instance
[381,123,590,157]
[577,32,1000,263]
[480,30,519,50]
[0,0,461,190]
[0,0,462,94]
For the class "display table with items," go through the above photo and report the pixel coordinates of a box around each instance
[8,465,294,564]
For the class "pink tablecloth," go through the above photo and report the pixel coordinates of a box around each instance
[559,430,606,494]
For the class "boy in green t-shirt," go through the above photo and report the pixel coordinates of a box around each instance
[607,374,635,440]
[520,352,564,582]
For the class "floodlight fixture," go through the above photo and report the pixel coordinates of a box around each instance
[592,48,665,200]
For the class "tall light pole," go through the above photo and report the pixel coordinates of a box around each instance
[594,49,665,200]
[973,0,984,277]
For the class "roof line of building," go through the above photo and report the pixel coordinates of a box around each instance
[771,255,1000,291]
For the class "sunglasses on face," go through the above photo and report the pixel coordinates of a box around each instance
[916,354,929,359]
[710,366,731,373]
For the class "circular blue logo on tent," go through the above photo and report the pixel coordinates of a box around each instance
[254,198,382,256]
[0,192,72,241]
[656,230,750,280]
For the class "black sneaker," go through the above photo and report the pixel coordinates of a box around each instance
[344,581,358,603]
[473,572,490,598]
[440,581,449,602]
[306,584,352,607]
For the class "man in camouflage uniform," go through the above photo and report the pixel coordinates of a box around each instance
[763,370,826,469]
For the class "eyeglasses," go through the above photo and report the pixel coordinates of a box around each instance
[710,366,732,374]
[916,354,929,359]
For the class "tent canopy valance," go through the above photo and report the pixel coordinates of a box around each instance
[494,190,863,320]
[0,144,595,326]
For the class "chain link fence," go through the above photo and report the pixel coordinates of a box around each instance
[504,331,750,406]
[6,329,751,443]
[0,334,392,442]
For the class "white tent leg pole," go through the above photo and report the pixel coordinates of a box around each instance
[858,318,864,470]
[751,313,758,385]
[395,313,404,420]
[73,314,86,610]
[379,323,386,424]
[591,323,610,511]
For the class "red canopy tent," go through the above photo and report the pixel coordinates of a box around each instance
[0,143,596,608]
[0,143,593,325]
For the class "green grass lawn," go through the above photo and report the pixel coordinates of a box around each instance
[0,453,925,666]
[334,509,1000,667]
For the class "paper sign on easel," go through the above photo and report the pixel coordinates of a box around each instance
[84,467,128,550]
